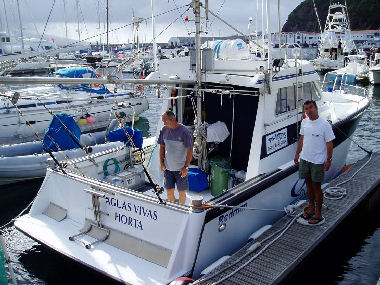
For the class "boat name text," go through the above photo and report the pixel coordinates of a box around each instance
[266,128,288,154]
[105,197,158,231]
[218,202,248,225]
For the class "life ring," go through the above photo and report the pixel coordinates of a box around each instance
[137,85,143,91]
[93,73,102,88]
[103,158,120,177]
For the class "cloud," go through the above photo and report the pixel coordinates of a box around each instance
[1,0,303,44]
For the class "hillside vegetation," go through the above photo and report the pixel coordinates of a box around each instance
[282,0,380,32]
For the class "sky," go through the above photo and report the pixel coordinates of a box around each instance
[0,0,303,45]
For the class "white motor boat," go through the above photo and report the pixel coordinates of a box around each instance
[14,2,369,284]
[327,54,369,84]
[369,53,380,85]
[0,67,149,144]
[313,3,357,72]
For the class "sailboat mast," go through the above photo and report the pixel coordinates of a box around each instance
[106,0,109,54]
[2,0,12,53]
[151,0,158,71]
[76,0,81,42]
[63,0,68,43]
[16,0,24,52]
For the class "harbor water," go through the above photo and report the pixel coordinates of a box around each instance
[0,82,380,284]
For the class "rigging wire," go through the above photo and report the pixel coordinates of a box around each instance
[1,5,188,65]
[38,0,56,50]
[171,0,190,34]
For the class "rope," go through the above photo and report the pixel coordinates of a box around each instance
[112,113,165,204]
[194,153,375,283]
[37,0,56,50]
[2,5,188,66]
[192,213,302,285]
[11,100,86,176]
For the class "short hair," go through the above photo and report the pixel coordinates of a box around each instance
[164,110,176,120]
[303,100,317,108]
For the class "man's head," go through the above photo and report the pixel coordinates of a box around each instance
[303,100,318,120]
[162,110,178,128]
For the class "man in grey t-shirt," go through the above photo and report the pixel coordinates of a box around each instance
[158,110,193,204]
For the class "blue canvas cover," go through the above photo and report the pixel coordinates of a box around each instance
[53,67,110,94]
[108,127,143,148]
[43,114,81,152]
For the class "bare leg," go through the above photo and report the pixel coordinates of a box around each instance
[178,190,186,204]
[305,178,315,213]
[167,188,175,202]
[312,181,323,218]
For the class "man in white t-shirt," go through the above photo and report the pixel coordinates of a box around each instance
[294,100,335,225]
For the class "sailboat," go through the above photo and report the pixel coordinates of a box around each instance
[0,66,148,144]
[14,0,369,284]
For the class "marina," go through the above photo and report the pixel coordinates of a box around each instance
[197,151,380,284]
[0,0,379,284]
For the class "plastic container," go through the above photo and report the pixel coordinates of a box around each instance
[209,156,231,196]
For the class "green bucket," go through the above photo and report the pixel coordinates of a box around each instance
[209,156,231,196]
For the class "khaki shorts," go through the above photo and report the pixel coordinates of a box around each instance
[299,159,325,183]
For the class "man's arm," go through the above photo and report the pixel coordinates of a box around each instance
[294,135,304,166]
[159,144,166,172]
[324,141,333,171]
[180,147,193,178]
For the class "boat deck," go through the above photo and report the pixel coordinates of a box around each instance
[197,151,380,285]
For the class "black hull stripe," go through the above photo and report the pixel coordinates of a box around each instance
[205,102,369,223]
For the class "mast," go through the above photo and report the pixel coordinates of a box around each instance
[16,0,24,52]
[76,0,81,42]
[278,0,281,58]
[151,0,158,71]
[63,0,68,43]
[2,0,12,53]
[191,0,202,167]
[97,0,102,46]
[106,0,109,54]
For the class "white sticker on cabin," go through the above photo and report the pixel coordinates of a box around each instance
[266,128,288,154]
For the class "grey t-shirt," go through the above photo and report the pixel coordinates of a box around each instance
[158,124,194,171]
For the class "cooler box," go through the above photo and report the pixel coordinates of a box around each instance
[108,166,145,190]
[188,168,208,192]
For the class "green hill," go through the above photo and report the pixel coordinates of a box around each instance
[282,0,380,32]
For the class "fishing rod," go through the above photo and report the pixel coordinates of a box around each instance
[10,97,66,174]
[113,112,165,205]
[34,96,91,154]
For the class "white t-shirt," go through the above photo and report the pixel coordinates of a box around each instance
[300,117,335,164]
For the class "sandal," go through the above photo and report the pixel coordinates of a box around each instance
[302,206,315,220]
[308,216,325,225]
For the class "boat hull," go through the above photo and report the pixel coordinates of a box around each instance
[369,68,380,85]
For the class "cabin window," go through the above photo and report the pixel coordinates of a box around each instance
[301,82,320,102]
[6,37,10,42]
[276,82,320,115]
[1,38,4,43]
[275,85,296,115]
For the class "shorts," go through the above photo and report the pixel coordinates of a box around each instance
[164,170,189,190]
[299,159,325,183]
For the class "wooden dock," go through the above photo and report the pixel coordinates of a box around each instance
[197,152,380,285]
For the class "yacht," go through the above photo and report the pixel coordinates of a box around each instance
[369,53,380,85]
[14,1,369,284]
[313,3,357,72]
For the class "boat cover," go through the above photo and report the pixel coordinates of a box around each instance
[53,67,110,94]
[43,114,81,152]
[108,127,143,148]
